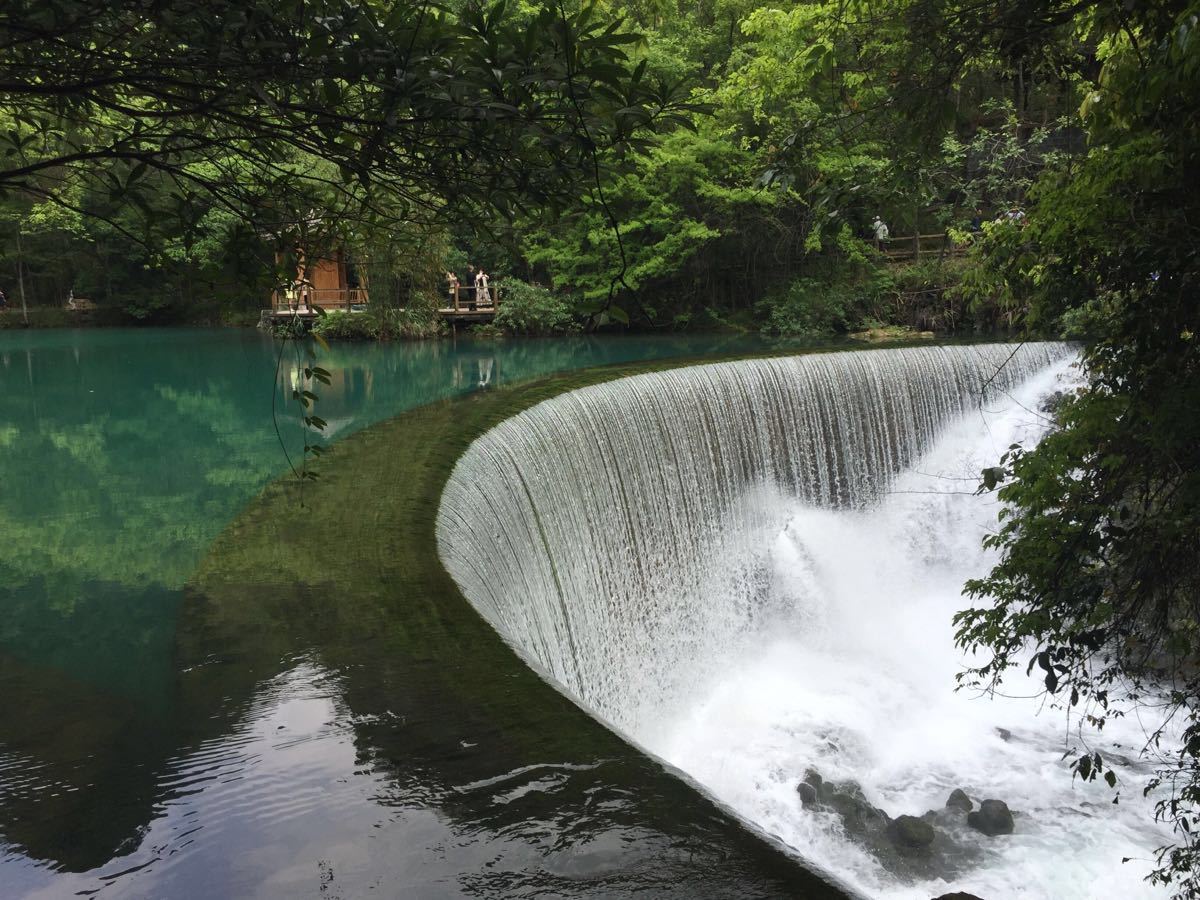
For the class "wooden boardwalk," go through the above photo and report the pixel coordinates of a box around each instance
[879,233,969,263]
[259,285,502,327]
[440,284,500,322]
[437,306,497,323]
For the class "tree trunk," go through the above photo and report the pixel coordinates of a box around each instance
[102,242,113,304]
[913,203,921,262]
[16,227,28,325]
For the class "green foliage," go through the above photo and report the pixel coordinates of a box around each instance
[0,0,688,226]
[493,279,580,335]
[384,303,449,340]
[524,126,751,307]
[311,311,381,342]
[757,278,853,336]
[875,257,993,333]
[278,336,331,484]
[505,0,1092,331]
[754,255,979,341]
[2,0,1078,334]
[757,262,896,336]
[890,258,961,295]
[945,2,1200,893]
[939,100,1075,225]
[0,0,689,325]
[307,304,448,342]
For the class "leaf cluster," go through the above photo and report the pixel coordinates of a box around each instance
[947,2,1200,892]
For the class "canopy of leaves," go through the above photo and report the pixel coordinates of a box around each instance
[497,0,1089,330]
[0,0,692,251]
[943,1,1200,893]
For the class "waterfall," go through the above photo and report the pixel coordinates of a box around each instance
[437,344,1063,726]
[437,343,1174,899]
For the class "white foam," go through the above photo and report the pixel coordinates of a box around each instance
[438,344,1174,897]
[652,359,1173,899]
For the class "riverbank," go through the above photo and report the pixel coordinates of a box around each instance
[0,306,262,329]
[0,257,988,340]
[1,305,955,345]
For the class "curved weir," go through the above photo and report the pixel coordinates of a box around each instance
[438,343,1178,899]
[438,344,1067,727]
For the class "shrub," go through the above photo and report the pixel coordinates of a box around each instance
[469,322,503,339]
[220,308,262,327]
[886,255,1002,332]
[494,279,579,335]
[389,309,447,339]
[758,277,859,336]
[382,295,447,339]
[891,257,965,295]
[310,310,380,341]
[758,263,900,337]
[271,316,308,339]
[0,306,129,328]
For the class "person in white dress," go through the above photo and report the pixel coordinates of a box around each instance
[475,269,492,306]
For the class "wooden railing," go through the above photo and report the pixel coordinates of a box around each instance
[272,287,369,311]
[265,284,505,318]
[444,284,501,313]
[878,233,968,262]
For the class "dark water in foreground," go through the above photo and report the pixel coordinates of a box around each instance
[0,329,843,899]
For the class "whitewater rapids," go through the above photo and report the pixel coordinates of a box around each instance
[437,345,1175,898]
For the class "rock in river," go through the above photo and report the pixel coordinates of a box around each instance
[887,814,935,853]
[967,799,1014,836]
[946,788,973,813]
[797,781,819,807]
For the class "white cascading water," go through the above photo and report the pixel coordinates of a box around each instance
[436,344,1175,899]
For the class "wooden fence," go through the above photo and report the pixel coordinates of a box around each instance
[271,287,369,312]
[879,233,968,263]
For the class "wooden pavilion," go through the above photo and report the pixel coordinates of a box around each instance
[269,247,367,317]
[261,243,506,327]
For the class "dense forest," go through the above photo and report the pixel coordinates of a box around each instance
[4,0,1085,338]
[4,0,1200,894]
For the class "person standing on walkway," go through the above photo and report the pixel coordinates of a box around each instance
[465,265,477,309]
[872,215,890,250]
[475,269,491,306]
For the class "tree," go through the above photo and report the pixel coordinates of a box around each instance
[0,0,691,249]
[934,1,1200,893]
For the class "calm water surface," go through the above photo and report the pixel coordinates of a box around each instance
[0,329,842,899]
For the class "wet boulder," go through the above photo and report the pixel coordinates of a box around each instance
[887,814,935,854]
[795,770,889,835]
[797,769,825,806]
[797,781,819,807]
[967,799,1014,836]
[933,893,986,900]
[946,789,973,813]
[794,769,984,880]
[824,784,891,835]
[1039,389,1069,416]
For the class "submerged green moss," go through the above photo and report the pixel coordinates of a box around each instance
[187,351,855,897]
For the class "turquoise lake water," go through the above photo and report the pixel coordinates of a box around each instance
[0,328,842,899]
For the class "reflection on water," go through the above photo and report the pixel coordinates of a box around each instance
[0,328,840,898]
[0,328,797,692]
